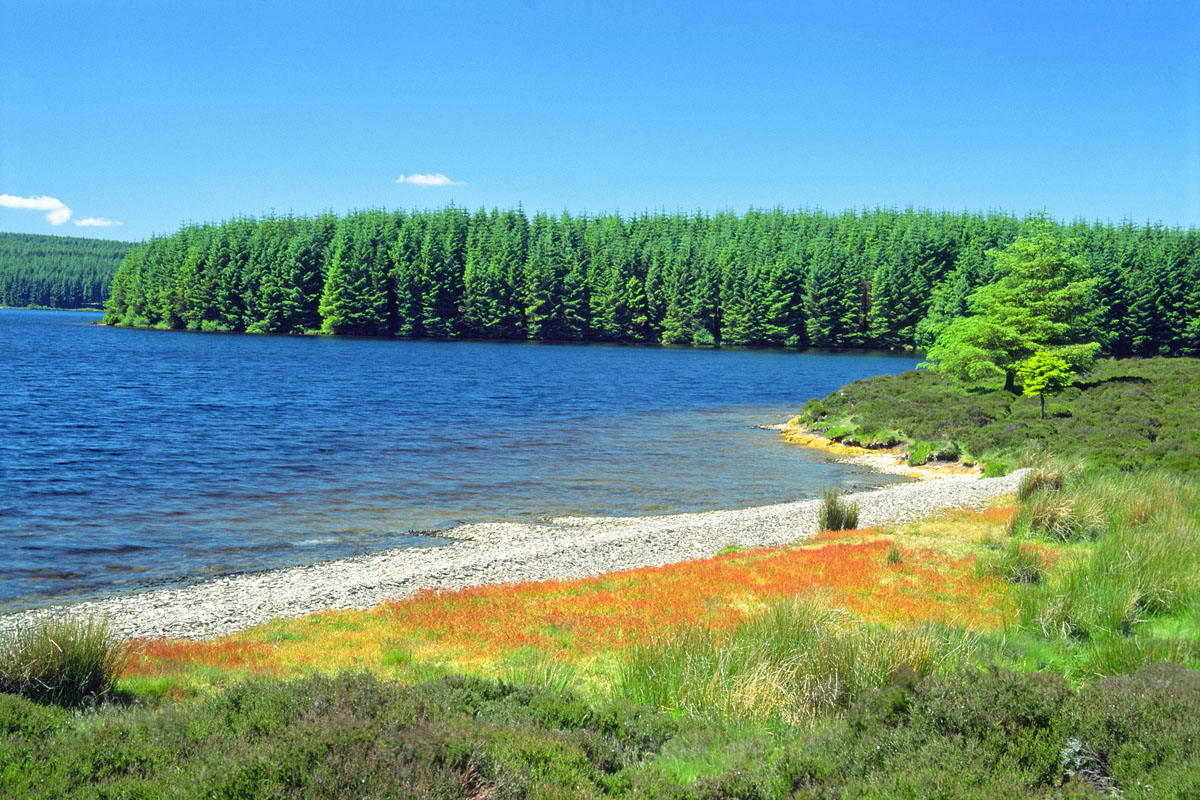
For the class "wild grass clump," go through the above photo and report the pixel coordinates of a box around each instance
[0,614,127,706]
[1016,471,1200,641]
[1007,487,1105,542]
[978,541,1045,585]
[1017,463,1068,501]
[818,488,859,532]
[619,597,977,725]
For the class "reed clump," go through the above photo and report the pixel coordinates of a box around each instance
[0,614,127,706]
[818,489,860,532]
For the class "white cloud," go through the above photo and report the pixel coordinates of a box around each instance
[47,206,73,225]
[0,193,72,225]
[73,217,123,227]
[394,172,466,187]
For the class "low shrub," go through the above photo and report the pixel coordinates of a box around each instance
[1067,664,1200,795]
[818,489,859,532]
[0,614,127,706]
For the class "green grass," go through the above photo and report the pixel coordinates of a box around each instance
[619,597,980,726]
[1012,469,1200,642]
[817,488,859,531]
[0,614,127,706]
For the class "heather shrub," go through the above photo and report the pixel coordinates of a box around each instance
[1067,664,1200,798]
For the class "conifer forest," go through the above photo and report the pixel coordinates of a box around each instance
[0,232,132,309]
[101,207,1200,354]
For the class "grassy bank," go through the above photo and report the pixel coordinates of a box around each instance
[795,357,1200,473]
[3,464,1198,797]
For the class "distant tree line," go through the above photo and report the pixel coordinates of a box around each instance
[101,206,1200,354]
[0,232,133,308]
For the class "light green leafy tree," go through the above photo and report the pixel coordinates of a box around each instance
[921,218,1102,392]
[1017,351,1074,419]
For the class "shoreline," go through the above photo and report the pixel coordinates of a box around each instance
[778,420,982,479]
[0,472,1026,641]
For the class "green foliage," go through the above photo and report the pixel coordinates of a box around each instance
[0,231,132,308]
[817,488,859,531]
[101,207,1200,353]
[3,634,1198,797]
[0,671,682,799]
[0,614,127,706]
[923,220,1102,391]
[798,357,1200,472]
[906,440,932,466]
[1018,351,1076,418]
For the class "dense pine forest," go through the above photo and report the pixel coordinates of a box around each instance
[102,207,1200,354]
[0,232,133,309]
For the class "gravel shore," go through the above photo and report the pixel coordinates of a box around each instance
[1,470,1026,641]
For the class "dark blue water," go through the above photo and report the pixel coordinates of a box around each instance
[0,309,919,612]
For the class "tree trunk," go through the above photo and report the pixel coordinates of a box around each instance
[1040,395,1046,419]
[1004,370,1017,393]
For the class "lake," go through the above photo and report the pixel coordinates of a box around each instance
[0,309,920,612]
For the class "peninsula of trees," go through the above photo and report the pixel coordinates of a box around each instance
[0,232,133,309]
[102,207,1200,354]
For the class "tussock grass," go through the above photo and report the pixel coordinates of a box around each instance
[620,596,977,725]
[1007,487,1105,542]
[0,614,127,706]
[497,649,580,696]
[818,488,859,531]
[1016,471,1200,640]
[1016,463,1069,501]
[978,541,1046,585]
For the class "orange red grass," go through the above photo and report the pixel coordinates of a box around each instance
[124,505,1017,683]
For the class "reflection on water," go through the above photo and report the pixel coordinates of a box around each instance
[0,310,919,611]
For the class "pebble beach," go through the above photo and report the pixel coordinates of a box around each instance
[1,468,1026,640]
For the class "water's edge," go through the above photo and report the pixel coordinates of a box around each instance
[0,472,1022,640]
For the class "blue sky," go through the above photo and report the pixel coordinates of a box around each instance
[2,0,1198,241]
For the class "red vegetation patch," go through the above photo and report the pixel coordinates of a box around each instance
[124,638,272,677]
[375,536,1007,662]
